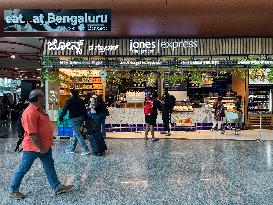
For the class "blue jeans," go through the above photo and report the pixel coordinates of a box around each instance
[69,116,89,152]
[94,113,106,138]
[9,148,61,193]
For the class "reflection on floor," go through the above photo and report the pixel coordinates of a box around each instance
[107,129,273,141]
[1,137,273,204]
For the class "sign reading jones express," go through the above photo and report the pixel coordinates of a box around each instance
[4,9,111,32]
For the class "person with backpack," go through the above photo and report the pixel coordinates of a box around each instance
[14,100,29,152]
[9,89,72,200]
[160,89,176,136]
[59,89,89,155]
[144,93,161,141]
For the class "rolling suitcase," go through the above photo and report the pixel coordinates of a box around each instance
[85,117,107,155]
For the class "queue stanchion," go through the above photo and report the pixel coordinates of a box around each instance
[257,111,263,142]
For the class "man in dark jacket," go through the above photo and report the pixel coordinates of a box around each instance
[59,89,89,155]
[160,89,176,136]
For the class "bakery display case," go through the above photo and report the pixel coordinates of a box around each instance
[173,100,194,112]
[205,97,237,111]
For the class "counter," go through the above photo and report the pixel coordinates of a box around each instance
[103,106,215,133]
[106,107,214,124]
[57,106,230,136]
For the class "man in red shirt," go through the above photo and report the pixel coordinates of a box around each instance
[9,89,72,200]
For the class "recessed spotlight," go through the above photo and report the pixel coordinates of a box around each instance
[37,68,41,71]
[14,67,18,70]
[11,55,15,59]
[24,76,27,79]
[37,77,40,79]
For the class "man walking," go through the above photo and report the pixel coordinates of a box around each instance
[160,89,176,136]
[59,89,89,155]
[9,89,72,200]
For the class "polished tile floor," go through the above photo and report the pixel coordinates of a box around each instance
[1,136,273,204]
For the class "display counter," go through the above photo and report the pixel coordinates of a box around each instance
[57,103,244,136]
[106,106,214,125]
[119,102,143,109]
[57,106,216,136]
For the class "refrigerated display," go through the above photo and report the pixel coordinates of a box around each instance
[248,88,271,113]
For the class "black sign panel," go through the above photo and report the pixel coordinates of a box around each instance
[43,38,273,56]
[4,9,111,32]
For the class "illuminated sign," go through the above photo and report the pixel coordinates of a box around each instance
[47,39,119,54]
[4,9,111,32]
[56,59,273,67]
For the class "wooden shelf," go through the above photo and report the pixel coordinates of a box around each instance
[248,114,272,129]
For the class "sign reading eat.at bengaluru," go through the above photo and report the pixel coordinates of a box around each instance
[4,9,111,32]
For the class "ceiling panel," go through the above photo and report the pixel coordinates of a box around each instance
[0,0,272,37]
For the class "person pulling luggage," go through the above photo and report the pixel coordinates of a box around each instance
[59,89,89,155]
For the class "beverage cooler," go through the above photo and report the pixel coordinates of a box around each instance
[247,86,273,129]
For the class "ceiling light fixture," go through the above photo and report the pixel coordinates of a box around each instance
[37,77,40,79]
[11,55,16,59]
[37,68,41,71]
[14,67,18,70]
[25,76,27,79]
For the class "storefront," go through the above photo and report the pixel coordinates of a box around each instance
[41,38,273,136]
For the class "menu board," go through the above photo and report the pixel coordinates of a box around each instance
[164,80,187,91]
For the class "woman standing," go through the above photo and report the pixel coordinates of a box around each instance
[213,96,225,133]
[94,95,107,138]
[144,93,160,141]
[235,95,243,130]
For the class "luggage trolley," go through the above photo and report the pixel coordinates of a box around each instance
[223,111,240,135]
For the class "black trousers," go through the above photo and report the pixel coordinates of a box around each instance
[162,112,171,132]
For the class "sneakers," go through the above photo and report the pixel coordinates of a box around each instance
[55,185,73,195]
[9,192,26,200]
[160,131,167,134]
[165,132,171,136]
[95,152,105,156]
[65,150,75,154]
[151,138,159,141]
[81,151,89,155]
[144,136,148,140]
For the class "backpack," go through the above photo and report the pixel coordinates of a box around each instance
[15,114,25,152]
[169,95,176,109]
[144,100,154,115]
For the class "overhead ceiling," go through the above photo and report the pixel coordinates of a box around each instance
[0,0,273,38]
[0,37,42,79]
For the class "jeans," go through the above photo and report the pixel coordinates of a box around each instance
[94,113,106,137]
[69,116,89,152]
[162,112,171,132]
[236,112,243,129]
[9,148,61,193]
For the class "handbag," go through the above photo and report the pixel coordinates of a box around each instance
[220,109,225,117]
[105,108,110,116]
